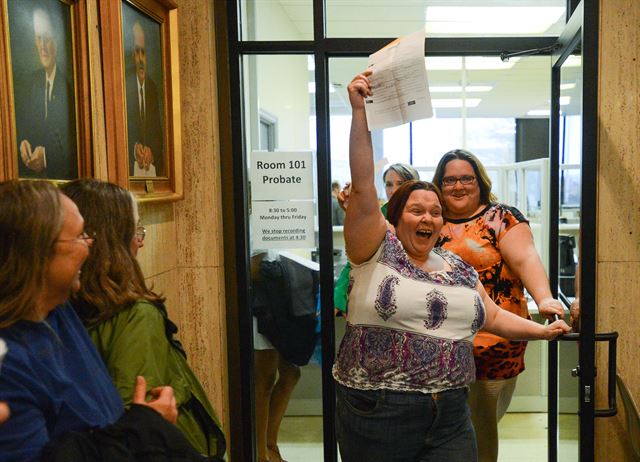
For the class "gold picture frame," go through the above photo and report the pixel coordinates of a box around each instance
[0,0,92,182]
[100,0,182,202]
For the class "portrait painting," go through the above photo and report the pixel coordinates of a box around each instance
[7,0,79,180]
[121,1,166,178]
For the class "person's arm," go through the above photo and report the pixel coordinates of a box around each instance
[343,71,387,264]
[479,281,570,340]
[499,223,564,320]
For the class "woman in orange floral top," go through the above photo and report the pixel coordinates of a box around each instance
[433,150,566,462]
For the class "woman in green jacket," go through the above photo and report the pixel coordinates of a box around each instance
[61,179,225,460]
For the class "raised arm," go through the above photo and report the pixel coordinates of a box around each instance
[500,224,564,320]
[344,71,387,264]
[478,281,570,341]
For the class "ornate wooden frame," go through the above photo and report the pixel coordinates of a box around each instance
[100,0,182,202]
[0,0,92,182]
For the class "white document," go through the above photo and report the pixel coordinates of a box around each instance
[365,29,433,131]
[133,164,157,177]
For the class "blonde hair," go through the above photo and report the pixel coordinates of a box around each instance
[0,181,64,328]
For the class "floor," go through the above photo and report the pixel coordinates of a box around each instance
[276,413,579,462]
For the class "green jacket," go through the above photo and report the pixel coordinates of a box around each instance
[87,300,225,458]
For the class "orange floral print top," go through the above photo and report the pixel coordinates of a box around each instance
[437,203,530,380]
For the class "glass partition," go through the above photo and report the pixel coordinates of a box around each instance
[557,50,582,461]
[327,54,557,460]
[239,0,313,41]
[243,54,325,462]
[326,0,566,38]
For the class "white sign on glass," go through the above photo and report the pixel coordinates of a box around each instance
[251,200,315,249]
[250,151,314,200]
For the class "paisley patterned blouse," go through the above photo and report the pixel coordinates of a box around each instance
[438,203,529,380]
[333,231,485,394]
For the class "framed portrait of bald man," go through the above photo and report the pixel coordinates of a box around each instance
[100,0,183,202]
[0,0,92,181]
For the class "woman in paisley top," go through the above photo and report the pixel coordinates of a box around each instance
[333,71,570,462]
[433,149,565,462]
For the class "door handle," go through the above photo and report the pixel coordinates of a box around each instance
[553,293,618,417]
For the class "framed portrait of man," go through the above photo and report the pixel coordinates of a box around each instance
[3,0,82,181]
[122,2,166,178]
[100,0,182,201]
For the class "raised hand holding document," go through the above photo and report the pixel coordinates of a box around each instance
[365,29,433,130]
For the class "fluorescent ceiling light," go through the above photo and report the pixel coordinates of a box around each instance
[425,7,565,35]
[560,96,571,106]
[432,98,481,108]
[307,56,315,71]
[560,83,576,90]
[527,109,550,116]
[430,85,493,93]
[425,57,518,70]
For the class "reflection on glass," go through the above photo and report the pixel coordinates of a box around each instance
[327,0,566,38]
[557,49,582,462]
[239,0,313,41]
[243,54,324,462]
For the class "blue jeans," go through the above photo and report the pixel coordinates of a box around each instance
[336,383,477,462]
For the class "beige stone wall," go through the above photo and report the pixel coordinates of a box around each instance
[86,0,228,438]
[596,0,640,460]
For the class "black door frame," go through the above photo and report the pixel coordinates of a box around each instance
[547,1,599,461]
[218,1,590,461]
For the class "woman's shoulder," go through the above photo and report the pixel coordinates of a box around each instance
[435,247,479,288]
[484,202,528,224]
[349,230,392,268]
[91,300,164,334]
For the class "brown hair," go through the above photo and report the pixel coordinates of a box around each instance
[60,179,164,326]
[386,180,443,227]
[0,181,64,328]
[432,149,498,204]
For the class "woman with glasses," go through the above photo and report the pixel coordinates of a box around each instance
[432,150,565,462]
[60,179,225,460]
[0,180,204,460]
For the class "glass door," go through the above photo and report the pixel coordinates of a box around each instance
[548,1,601,461]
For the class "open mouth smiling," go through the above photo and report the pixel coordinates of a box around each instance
[416,230,433,238]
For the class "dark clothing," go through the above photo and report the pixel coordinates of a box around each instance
[0,303,123,461]
[126,74,164,175]
[41,404,213,462]
[252,256,319,366]
[336,385,477,462]
[17,69,77,179]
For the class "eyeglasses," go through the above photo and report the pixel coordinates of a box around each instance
[441,175,476,187]
[56,231,96,245]
[135,225,146,241]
